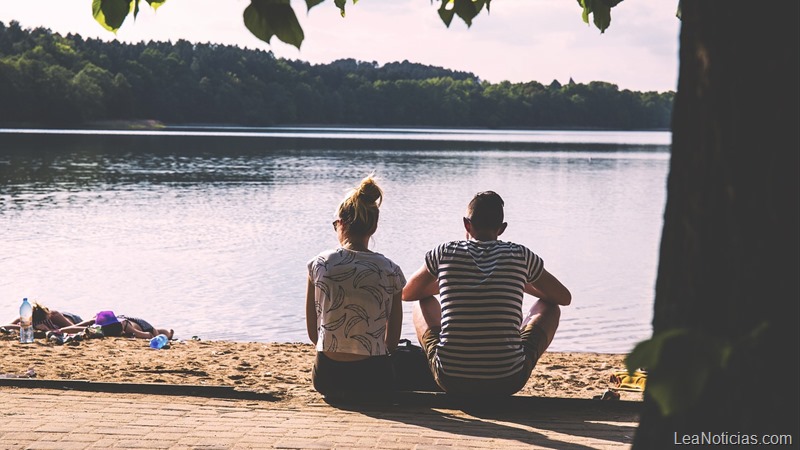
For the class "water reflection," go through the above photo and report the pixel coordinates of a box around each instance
[0,130,669,353]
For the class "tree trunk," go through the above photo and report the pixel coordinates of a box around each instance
[634,3,799,447]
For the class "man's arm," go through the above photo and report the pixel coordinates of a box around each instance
[524,268,571,306]
[402,264,439,301]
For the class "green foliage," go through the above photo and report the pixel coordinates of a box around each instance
[438,0,490,28]
[92,0,133,32]
[89,0,621,48]
[577,0,624,33]
[0,22,673,128]
[244,0,304,49]
[627,322,769,417]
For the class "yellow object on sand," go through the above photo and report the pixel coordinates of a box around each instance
[610,369,647,392]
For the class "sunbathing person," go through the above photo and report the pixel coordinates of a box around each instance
[2,302,82,333]
[58,311,174,340]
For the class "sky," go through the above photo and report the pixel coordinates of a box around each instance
[0,0,680,92]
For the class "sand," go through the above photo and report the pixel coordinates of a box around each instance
[0,333,642,406]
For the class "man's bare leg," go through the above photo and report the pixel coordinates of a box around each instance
[412,296,441,345]
[521,300,561,356]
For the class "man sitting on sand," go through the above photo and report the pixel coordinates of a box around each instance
[402,191,571,396]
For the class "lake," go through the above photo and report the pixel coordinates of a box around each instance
[0,128,670,353]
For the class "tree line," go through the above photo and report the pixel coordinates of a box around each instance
[0,21,673,129]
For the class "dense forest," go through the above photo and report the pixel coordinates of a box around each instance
[0,21,673,129]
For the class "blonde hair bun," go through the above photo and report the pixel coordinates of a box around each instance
[356,175,383,206]
[337,174,384,236]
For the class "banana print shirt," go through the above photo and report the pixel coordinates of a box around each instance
[308,248,406,356]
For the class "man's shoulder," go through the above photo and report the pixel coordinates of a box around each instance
[430,240,471,253]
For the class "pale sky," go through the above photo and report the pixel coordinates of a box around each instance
[0,0,680,92]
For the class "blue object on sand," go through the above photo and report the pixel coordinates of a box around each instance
[149,334,169,349]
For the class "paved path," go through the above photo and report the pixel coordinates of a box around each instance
[0,387,638,449]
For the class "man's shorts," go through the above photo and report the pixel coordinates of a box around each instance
[420,323,547,396]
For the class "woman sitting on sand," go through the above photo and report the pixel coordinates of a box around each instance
[306,174,405,398]
[58,311,174,340]
[2,302,82,333]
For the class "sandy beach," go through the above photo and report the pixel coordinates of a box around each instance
[0,333,642,407]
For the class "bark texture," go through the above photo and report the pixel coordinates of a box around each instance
[634,3,799,447]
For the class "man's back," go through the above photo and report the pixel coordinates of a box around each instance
[426,239,543,379]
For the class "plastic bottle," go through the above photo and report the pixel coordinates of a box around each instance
[149,334,169,349]
[19,298,34,344]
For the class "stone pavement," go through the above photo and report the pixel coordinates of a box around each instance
[0,387,639,449]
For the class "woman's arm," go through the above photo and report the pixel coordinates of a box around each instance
[385,292,403,352]
[305,276,318,345]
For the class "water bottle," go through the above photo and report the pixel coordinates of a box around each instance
[149,334,169,349]
[19,298,34,344]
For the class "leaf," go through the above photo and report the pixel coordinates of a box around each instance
[145,0,167,11]
[438,1,455,27]
[626,329,731,417]
[351,335,372,354]
[321,314,346,331]
[355,260,381,273]
[334,250,355,266]
[326,335,338,352]
[345,316,366,337]
[577,0,616,33]
[314,281,330,300]
[334,0,346,17]
[93,0,133,32]
[453,0,485,27]
[359,285,384,306]
[592,2,611,33]
[326,286,345,312]
[244,0,305,49]
[344,304,369,321]
[305,0,325,11]
[323,267,357,282]
[578,0,591,24]
[352,268,376,288]
[367,326,385,340]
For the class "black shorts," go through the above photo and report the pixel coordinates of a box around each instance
[312,352,394,399]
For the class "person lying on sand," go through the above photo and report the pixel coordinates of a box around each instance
[402,191,571,396]
[2,302,82,333]
[58,311,174,340]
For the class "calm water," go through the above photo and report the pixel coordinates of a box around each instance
[0,128,670,353]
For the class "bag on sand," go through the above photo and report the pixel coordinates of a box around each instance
[390,339,441,392]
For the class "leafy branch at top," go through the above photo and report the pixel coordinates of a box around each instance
[93,0,623,49]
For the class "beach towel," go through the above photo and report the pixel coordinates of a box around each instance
[610,369,647,392]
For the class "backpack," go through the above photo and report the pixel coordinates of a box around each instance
[390,339,442,392]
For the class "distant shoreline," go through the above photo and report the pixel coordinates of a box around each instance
[0,122,670,133]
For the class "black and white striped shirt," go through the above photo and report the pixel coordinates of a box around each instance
[426,240,544,379]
